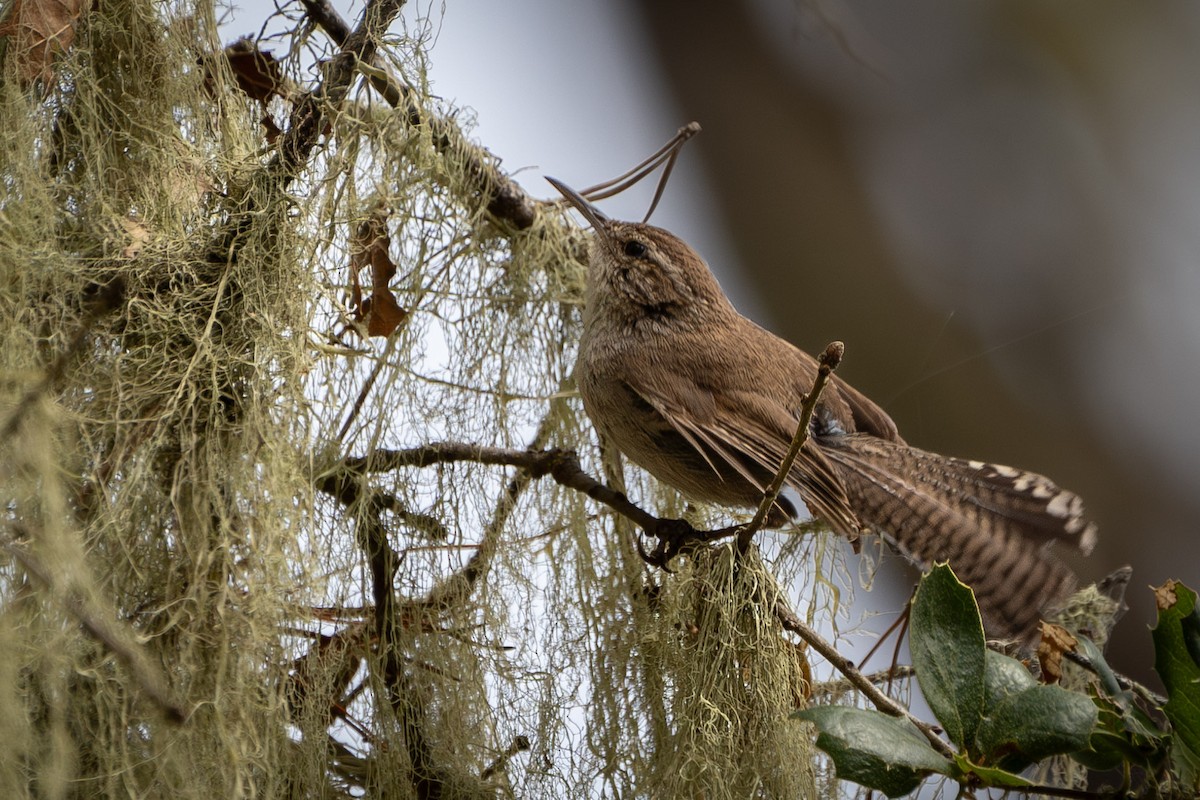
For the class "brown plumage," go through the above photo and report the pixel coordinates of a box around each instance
[549,177,1097,641]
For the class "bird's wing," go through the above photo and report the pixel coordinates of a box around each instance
[628,371,862,537]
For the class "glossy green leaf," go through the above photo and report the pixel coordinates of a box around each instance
[910,563,986,750]
[982,649,1035,709]
[975,685,1097,766]
[1151,580,1200,792]
[795,706,953,798]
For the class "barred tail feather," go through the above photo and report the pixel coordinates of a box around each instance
[816,434,1095,640]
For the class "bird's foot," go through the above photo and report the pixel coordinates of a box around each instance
[636,517,699,571]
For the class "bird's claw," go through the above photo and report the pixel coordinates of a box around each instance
[635,534,673,572]
[635,518,697,571]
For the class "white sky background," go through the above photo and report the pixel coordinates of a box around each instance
[388,0,757,313]
[239,0,725,245]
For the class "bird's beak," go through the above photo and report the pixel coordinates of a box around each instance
[546,177,610,231]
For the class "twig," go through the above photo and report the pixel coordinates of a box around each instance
[736,341,843,554]
[331,442,717,554]
[772,593,956,760]
[572,122,701,224]
[810,664,917,699]
[3,526,186,724]
[336,334,396,442]
[274,0,409,181]
[419,406,562,611]
[319,408,560,799]
[480,735,531,781]
[330,436,944,755]
[327,434,1113,796]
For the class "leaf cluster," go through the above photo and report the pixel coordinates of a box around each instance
[798,566,1200,798]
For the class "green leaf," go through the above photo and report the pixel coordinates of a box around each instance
[1151,580,1200,792]
[910,563,986,750]
[1071,659,1172,773]
[975,685,1097,767]
[795,706,954,798]
[982,649,1035,709]
[1076,634,1123,698]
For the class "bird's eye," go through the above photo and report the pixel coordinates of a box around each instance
[623,240,648,258]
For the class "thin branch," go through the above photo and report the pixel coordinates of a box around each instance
[577,123,699,201]
[736,341,843,554]
[325,437,1117,795]
[810,664,916,699]
[569,122,701,223]
[479,735,531,781]
[419,405,563,611]
[328,438,972,768]
[318,404,563,798]
[331,442,708,548]
[275,0,409,181]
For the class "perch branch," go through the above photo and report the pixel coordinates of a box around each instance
[317,404,562,798]
[333,443,714,550]
[810,664,917,699]
[736,341,843,554]
[332,441,813,569]
[331,439,966,762]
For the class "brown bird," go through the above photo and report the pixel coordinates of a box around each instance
[549,176,1097,641]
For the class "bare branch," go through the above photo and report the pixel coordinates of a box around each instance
[325,436,968,773]
[275,0,409,181]
[331,442,703,546]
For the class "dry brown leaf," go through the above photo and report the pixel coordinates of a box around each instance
[0,0,88,86]
[284,623,368,722]
[260,114,282,144]
[349,208,408,338]
[1154,579,1179,611]
[222,37,285,103]
[1036,621,1078,685]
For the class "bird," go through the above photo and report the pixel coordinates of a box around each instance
[548,176,1097,641]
